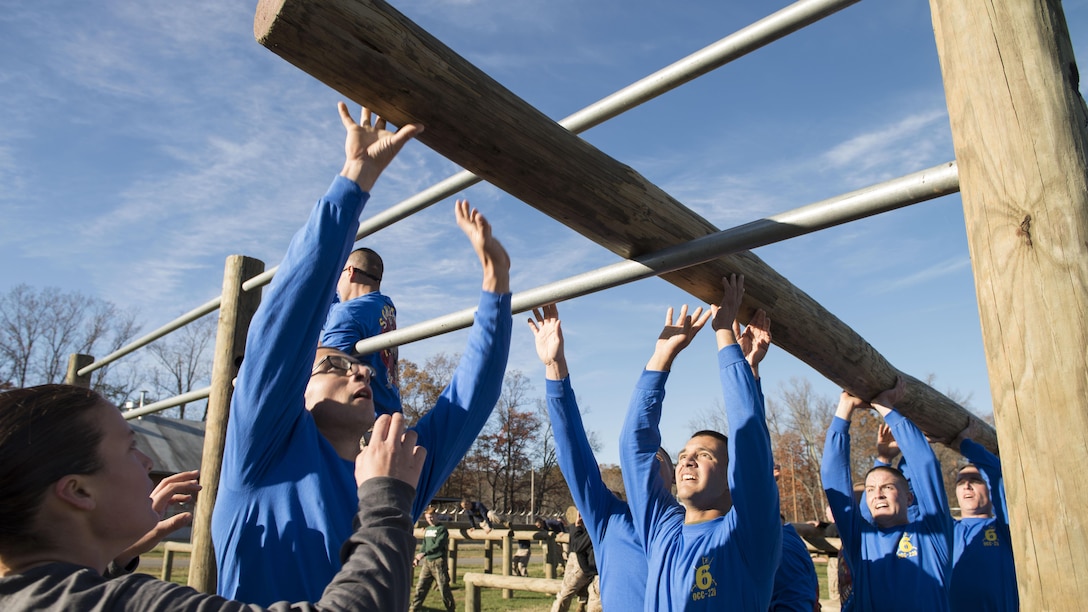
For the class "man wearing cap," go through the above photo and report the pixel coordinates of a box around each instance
[948,423,1017,611]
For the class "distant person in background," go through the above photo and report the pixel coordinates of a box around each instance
[512,536,532,577]
[551,510,600,612]
[321,246,401,417]
[947,422,1017,612]
[461,498,494,534]
[535,516,565,572]
[409,506,455,612]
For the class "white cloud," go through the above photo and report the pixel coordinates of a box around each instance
[819,108,951,178]
[871,256,972,294]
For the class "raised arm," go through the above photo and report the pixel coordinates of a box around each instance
[646,304,712,372]
[410,202,512,521]
[456,199,510,294]
[620,303,711,549]
[821,391,869,572]
[530,304,622,542]
[529,304,568,382]
[876,424,901,466]
[732,308,771,379]
[227,104,420,483]
[713,276,780,570]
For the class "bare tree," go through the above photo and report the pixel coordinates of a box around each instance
[398,352,458,425]
[147,314,217,419]
[475,370,540,513]
[687,397,729,435]
[0,284,141,403]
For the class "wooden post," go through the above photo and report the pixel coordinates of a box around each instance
[254,0,994,451]
[501,530,512,599]
[448,533,456,579]
[541,536,556,579]
[64,354,94,388]
[465,579,481,612]
[161,547,175,582]
[827,556,839,602]
[929,0,1088,607]
[187,255,265,592]
[483,539,493,574]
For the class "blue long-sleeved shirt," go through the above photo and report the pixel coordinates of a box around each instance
[620,344,781,610]
[321,291,402,416]
[950,439,1017,611]
[772,523,820,611]
[211,176,512,605]
[822,409,954,612]
[546,376,645,609]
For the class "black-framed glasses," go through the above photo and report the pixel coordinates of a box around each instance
[341,266,382,284]
[311,354,374,381]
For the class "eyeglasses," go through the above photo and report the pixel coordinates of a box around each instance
[341,266,382,284]
[311,354,374,382]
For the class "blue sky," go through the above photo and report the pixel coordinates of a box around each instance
[4,1,1087,465]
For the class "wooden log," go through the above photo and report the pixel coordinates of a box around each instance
[449,538,459,583]
[161,541,193,582]
[930,0,1088,606]
[501,531,512,599]
[254,0,994,450]
[187,255,265,592]
[466,580,481,612]
[463,572,563,594]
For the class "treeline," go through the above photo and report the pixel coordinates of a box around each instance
[1,283,985,522]
[0,284,216,419]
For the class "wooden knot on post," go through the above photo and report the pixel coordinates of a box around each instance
[1016,214,1033,248]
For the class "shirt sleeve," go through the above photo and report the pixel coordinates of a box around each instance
[821,416,862,573]
[321,478,417,611]
[409,291,512,521]
[225,176,367,485]
[619,368,680,554]
[547,376,622,547]
[719,344,781,575]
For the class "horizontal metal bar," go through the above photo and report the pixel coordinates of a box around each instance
[80,299,221,376]
[122,386,212,420]
[353,161,960,354]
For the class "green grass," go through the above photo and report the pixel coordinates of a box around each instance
[139,541,835,610]
[135,541,563,611]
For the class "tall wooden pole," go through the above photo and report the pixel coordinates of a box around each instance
[188,255,265,592]
[929,1,1088,606]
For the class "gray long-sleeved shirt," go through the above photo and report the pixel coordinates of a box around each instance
[0,477,415,611]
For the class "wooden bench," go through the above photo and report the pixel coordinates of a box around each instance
[462,572,563,612]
